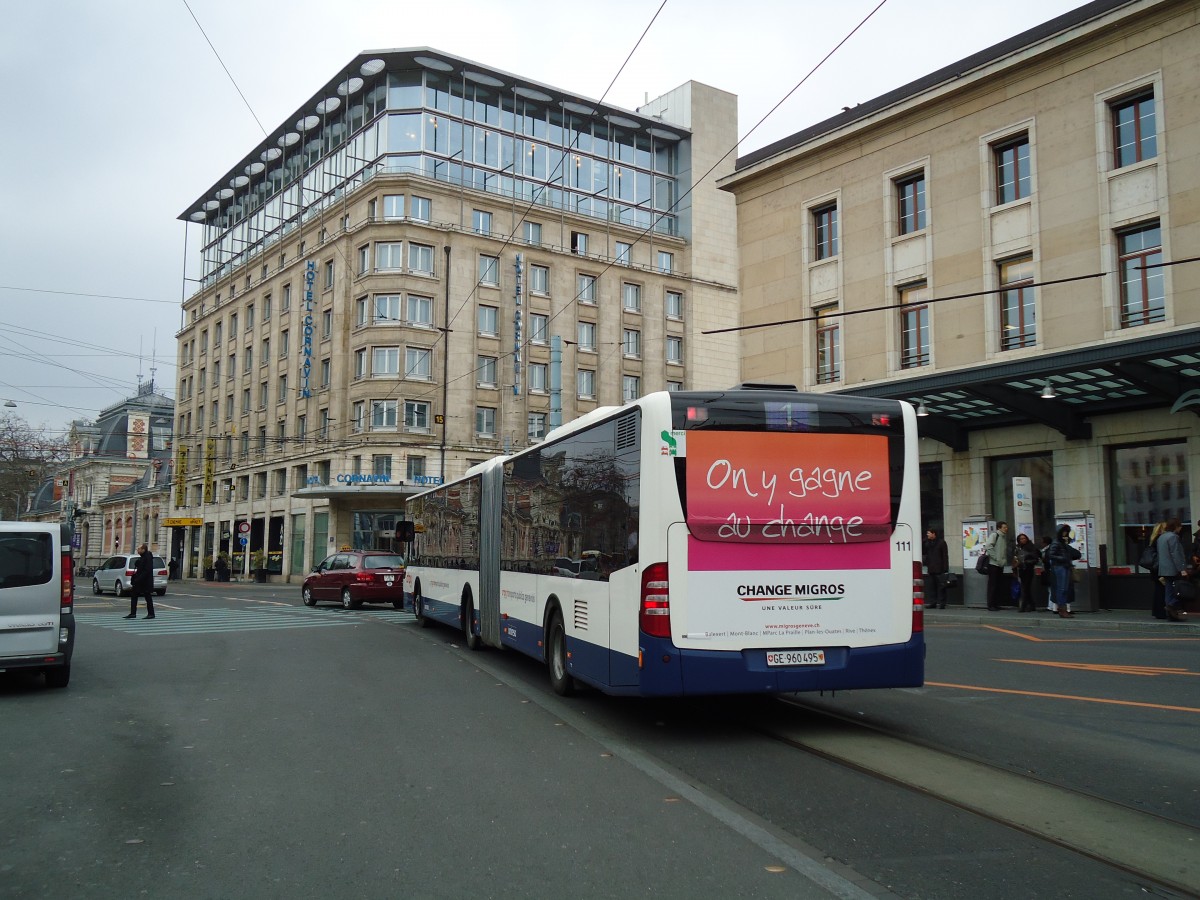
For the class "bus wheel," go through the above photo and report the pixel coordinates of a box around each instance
[547,610,575,697]
[462,597,481,651]
[414,588,431,628]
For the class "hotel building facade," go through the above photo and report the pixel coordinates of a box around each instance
[721,0,1198,603]
[174,51,738,579]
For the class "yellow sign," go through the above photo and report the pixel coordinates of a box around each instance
[164,517,203,527]
[175,447,188,508]
[203,439,216,504]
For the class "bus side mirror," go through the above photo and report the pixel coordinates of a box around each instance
[397,522,415,542]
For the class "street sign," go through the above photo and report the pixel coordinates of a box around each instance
[239,536,249,546]
[238,522,251,534]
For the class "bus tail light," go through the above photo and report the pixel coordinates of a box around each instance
[912,561,924,633]
[639,562,671,638]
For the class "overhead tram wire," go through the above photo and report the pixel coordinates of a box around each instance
[180,0,268,137]
[390,0,894,414]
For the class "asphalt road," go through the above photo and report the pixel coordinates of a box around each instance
[2,582,1196,899]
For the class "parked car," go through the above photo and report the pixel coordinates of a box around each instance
[92,553,168,597]
[302,551,406,609]
[0,521,75,688]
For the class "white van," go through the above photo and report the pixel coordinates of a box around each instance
[0,522,75,688]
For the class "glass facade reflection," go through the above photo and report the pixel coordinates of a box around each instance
[193,61,683,285]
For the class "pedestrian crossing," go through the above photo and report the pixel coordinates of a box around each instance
[74,606,416,636]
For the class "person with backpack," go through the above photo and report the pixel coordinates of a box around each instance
[982,522,1010,611]
[1046,524,1082,618]
[1157,518,1190,622]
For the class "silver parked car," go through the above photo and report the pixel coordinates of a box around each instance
[92,554,168,596]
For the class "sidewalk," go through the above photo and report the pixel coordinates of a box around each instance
[925,603,1198,634]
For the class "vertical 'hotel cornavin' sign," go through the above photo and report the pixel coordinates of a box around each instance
[301,260,316,398]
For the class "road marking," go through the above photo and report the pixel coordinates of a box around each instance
[996,659,1197,677]
[981,625,1200,643]
[924,681,1200,713]
[74,609,357,635]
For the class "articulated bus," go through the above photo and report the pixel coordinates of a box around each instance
[404,386,924,696]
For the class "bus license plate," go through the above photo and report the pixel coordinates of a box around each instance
[765,650,825,667]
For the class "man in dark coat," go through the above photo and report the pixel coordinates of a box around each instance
[124,543,157,620]
[922,528,950,609]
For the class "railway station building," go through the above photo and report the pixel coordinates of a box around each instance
[720,0,1199,606]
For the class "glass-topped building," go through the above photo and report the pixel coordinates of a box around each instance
[183,51,691,288]
[174,50,739,582]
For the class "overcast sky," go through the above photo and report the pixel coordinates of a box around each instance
[0,0,1084,436]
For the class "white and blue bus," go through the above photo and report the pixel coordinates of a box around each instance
[404,386,925,696]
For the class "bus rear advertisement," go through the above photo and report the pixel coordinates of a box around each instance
[405,387,925,697]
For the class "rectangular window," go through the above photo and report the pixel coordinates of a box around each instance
[524,221,542,245]
[1112,92,1156,168]
[813,204,838,259]
[371,400,398,429]
[230,313,238,336]
[263,296,271,321]
[657,251,673,273]
[374,294,401,324]
[408,242,434,275]
[319,408,331,440]
[353,349,366,379]
[896,173,926,234]
[372,347,400,376]
[998,256,1036,349]
[666,335,683,365]
[475,406,496,436]
[411,196,431,222]
[406,294,433,326]
[230,393,238,419]
[577,321,596,352]
[1118,223,1165,327]
[622,375,640,402]
[382,194,404,220]
[622,328,641,358]
[478,255,499,286]
[622,283,641,312]
[281,284,291,311]
[478,305,499,336]
[994,136,1031,204]
[577,369,595,399]
[476,355,498,387]
[528,362,547,392]
[323,260,334,290]
[376,242,404,271]
[280,330,289,356]
[529,313,548,344]
[352,401,365,433]
[405,347,432,379]
[577,274,596,304]
[372,454,392,477]
[404,401,429,430]
[406,455,426,480]
[528,413,546,441]
[667,380,683,392]
[473,209,492,234]
[530,265,549,295]
[278,374,289,402]
[296,415,306,442]
[814,306,841,384]
[571,231,588,255]
[615,241,631,264]
[214,322,222,347]
[665,290,683,319]
[898,283,930,369]
[246,304,255,330]
[357,244,370,274]
[243,347,253,373]
[261,338,269,363]
[258,381,267,409]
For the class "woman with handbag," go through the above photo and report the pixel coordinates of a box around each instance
[923,528,949,609]
[1013,533,1040,612]
[1156,518,1190,622]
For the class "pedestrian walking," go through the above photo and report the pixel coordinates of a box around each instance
[1013,533,1040,612]
[922,528,949,609]
[983,522,1011,611]
[1046,524,1082,618]
[123,543,157,620]
[1156,517,1190,622]
[1146,521,1168,619]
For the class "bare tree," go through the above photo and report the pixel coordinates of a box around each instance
[0,413,69,520]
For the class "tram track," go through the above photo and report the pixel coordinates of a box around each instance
[753,696,1199,897]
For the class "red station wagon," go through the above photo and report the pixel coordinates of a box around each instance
[301,551,406,609]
